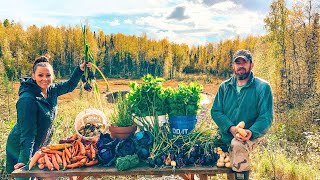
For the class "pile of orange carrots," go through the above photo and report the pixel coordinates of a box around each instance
[28,134,98,171]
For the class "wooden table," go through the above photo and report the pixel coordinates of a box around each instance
[12,165,235,180]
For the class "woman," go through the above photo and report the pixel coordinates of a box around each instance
[6,55,89,175]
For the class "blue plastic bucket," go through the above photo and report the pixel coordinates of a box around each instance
[168,116,197,135]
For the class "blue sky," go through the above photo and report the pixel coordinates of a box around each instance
[0,0,294,46]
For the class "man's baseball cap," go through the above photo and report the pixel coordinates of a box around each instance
[233,49,253,63]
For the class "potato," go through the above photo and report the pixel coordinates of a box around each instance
[225,162,232,168]
[220,152,226,157]
[236,133,242,138]
[237,128,247,137]
[237,121,245,129]
[224,156,230,163]
[217,162,225,167]
[218,157,225,163]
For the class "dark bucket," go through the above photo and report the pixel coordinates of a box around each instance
[168,115,197,135]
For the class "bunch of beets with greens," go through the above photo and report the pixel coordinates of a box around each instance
[146,121,221,168]
[81,25,109,93]
[81,25,96,92]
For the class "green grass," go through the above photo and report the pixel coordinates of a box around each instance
[252,146,319,180]
[1,82,320,180]
[52,95,113,144]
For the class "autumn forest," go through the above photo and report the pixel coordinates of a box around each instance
[0,0,319,179]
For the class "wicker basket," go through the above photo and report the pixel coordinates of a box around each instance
[74,108,108,140]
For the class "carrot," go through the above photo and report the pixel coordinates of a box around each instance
[69,134,77,141]
[48,143,73,150]
[38,163,45,170]
[72,142,79,157]
[46,153,53,159]
[85,144,90,150]
[44,153,54,171]
[71,155,87,162]
[68,147,73,157]
[62,150,67,170]
[66,161,82,169]
[75,143,79,155]
[91,139,97,145]
[51,153,60,170]
[66,155,71,165]
[77,135,82,142]
[91,144,96,160]
[85,159,99,167]
[28,150,42,170]
[78,140,86,156]
[64,149,71,165]
[37,156,45,164]
[64,147,72,159]
[42,149,63,156]
[69,145,74,154]
[85,149,92,160]
[55,153,63,166]
[66,157,87,169]
[79,157,87,165]
[40,147,49,151]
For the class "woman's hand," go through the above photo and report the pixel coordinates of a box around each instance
[14,163,25,170]
[80,62,92,71]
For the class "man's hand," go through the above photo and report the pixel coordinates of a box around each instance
[236,129,252,142]
[80,62,92,71]
[229,126,237,137]
[230,126,252,141]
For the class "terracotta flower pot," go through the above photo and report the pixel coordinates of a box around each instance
[109,125,137,140]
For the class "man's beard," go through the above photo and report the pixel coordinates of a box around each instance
[235,67,251,80]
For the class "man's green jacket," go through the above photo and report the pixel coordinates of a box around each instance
[211,73,273,145]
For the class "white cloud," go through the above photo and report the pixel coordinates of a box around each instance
[129,0,264,45]
[108,20,120,26]
[211,1,237,11]
[0,0,274,45]
[124,19,133,24]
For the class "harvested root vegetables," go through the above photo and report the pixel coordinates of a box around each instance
[47,143,73,150]
[215,147,232,168]
[235,121,247,138]
[28,150,42,170]
[28,134,98,171]
[78,123,105,138]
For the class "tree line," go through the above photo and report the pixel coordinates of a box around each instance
[0,0,319,111]
[0,21,258,81]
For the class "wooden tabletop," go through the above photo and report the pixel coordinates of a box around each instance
[12,165,234,178]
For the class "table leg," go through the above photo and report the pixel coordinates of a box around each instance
[199,174,208,180]
[69,176,85,180]
[227,173,236,180]
[180,174,195,180]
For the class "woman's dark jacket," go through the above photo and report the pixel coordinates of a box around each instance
[6,67,83,172]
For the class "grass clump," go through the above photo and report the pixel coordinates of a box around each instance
[252,144,319,180]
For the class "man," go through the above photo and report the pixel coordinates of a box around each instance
[211,49,273,180]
